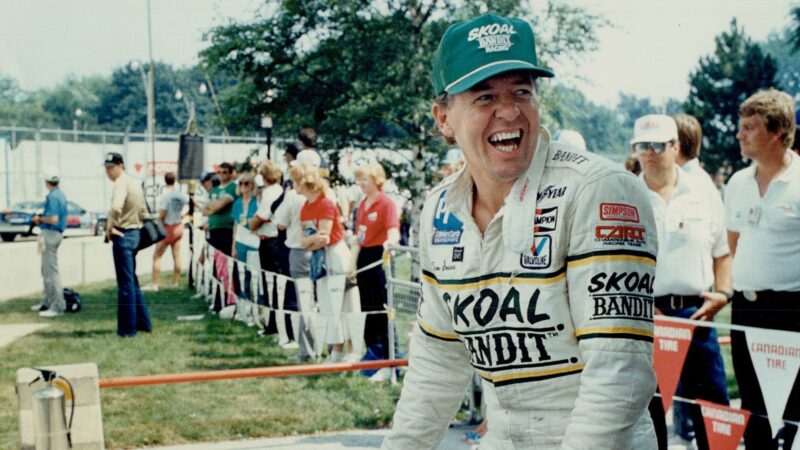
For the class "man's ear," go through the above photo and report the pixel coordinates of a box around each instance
[432,102,454,138]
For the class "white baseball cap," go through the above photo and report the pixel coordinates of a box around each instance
[630,114,678,145]
[43,166,60,183]
[290,149,322,168]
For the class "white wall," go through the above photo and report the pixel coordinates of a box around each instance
[0,234,193,302]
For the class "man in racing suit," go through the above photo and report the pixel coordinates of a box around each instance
[382,13,659,450]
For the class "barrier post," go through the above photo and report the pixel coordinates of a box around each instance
[386,249,397,384]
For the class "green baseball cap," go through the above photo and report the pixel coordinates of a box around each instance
[432,13,554,96]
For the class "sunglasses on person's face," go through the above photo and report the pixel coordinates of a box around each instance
[633,141,672,154]
[240,181,252,187]
[218,170,229,175]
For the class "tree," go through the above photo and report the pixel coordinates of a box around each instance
[790,5,800,52]
[541,84,627,156]
[199,0,605,151]
[761,30,800,98]
[93,62,226,135]
[684,19,777,174]
[0,74,55,127]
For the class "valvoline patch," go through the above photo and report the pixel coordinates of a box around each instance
[432,190,463,245]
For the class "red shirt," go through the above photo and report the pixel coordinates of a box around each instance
[356,192,399,247]
[300,194,344,246]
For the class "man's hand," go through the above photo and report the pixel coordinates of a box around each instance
[32,216,41,225]
[690,292,728,321]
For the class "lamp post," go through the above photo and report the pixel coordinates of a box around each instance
[72,108,83,142]
[261,115,273,160]
[261,88,274,160]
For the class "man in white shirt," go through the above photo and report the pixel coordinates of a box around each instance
[725,89,800,450]
[634,114,732,450]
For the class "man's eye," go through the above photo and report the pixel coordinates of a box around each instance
[475,94,493,103]
[516,89,532,97]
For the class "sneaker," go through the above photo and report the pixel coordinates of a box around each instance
[31,304,47,312]
[39,310,64,318]
[368,367,392,382]
[170,282,180,289]
[325,351,344,363]
[141,284,159,292]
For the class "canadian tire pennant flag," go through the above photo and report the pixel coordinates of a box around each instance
[745,327,800,437]
[653,318,695,412]
[697,400,750,450]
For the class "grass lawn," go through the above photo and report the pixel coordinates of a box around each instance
[0,275,401,449]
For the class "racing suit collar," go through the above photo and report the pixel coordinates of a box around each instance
[444,126,552,254]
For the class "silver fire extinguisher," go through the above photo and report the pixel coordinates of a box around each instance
[29,368,74,450]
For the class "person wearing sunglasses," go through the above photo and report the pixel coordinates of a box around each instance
[230,173,260,302]
[634,114,732,450]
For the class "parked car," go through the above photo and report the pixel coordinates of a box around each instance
[0,201,106,241]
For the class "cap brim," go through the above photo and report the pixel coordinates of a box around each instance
[630,133,676,145]
[446,61,555,95]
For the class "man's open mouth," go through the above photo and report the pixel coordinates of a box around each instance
[488,129,523,152]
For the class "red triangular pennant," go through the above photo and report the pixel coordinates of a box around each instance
[697,400,750,450]
[653,318,695,412]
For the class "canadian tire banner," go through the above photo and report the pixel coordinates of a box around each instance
[696,400,750,450]
[653,319,695,412]
[745,327,800,436]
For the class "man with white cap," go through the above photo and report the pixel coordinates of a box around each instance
[634,114,731,450]
[383,13,658,449]
[32,167,68,317]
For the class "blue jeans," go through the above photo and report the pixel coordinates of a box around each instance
[112,229,152,336]
[660,305,729,449]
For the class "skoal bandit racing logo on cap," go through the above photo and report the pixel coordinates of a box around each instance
[468,23,517,53]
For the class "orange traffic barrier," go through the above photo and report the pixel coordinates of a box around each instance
[99,359,408,389]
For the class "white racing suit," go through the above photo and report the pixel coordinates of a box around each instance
[382,131,659,449]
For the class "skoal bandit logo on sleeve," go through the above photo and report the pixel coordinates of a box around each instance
[588,271,654,322]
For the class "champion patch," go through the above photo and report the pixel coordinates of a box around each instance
[534,206,558,233]
[520,236,551,269]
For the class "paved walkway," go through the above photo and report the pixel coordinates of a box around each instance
[143,428,474,450]
[0,323,49,348]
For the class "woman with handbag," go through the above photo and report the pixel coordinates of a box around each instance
[292,162,360,363]
[143,172,188,291]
